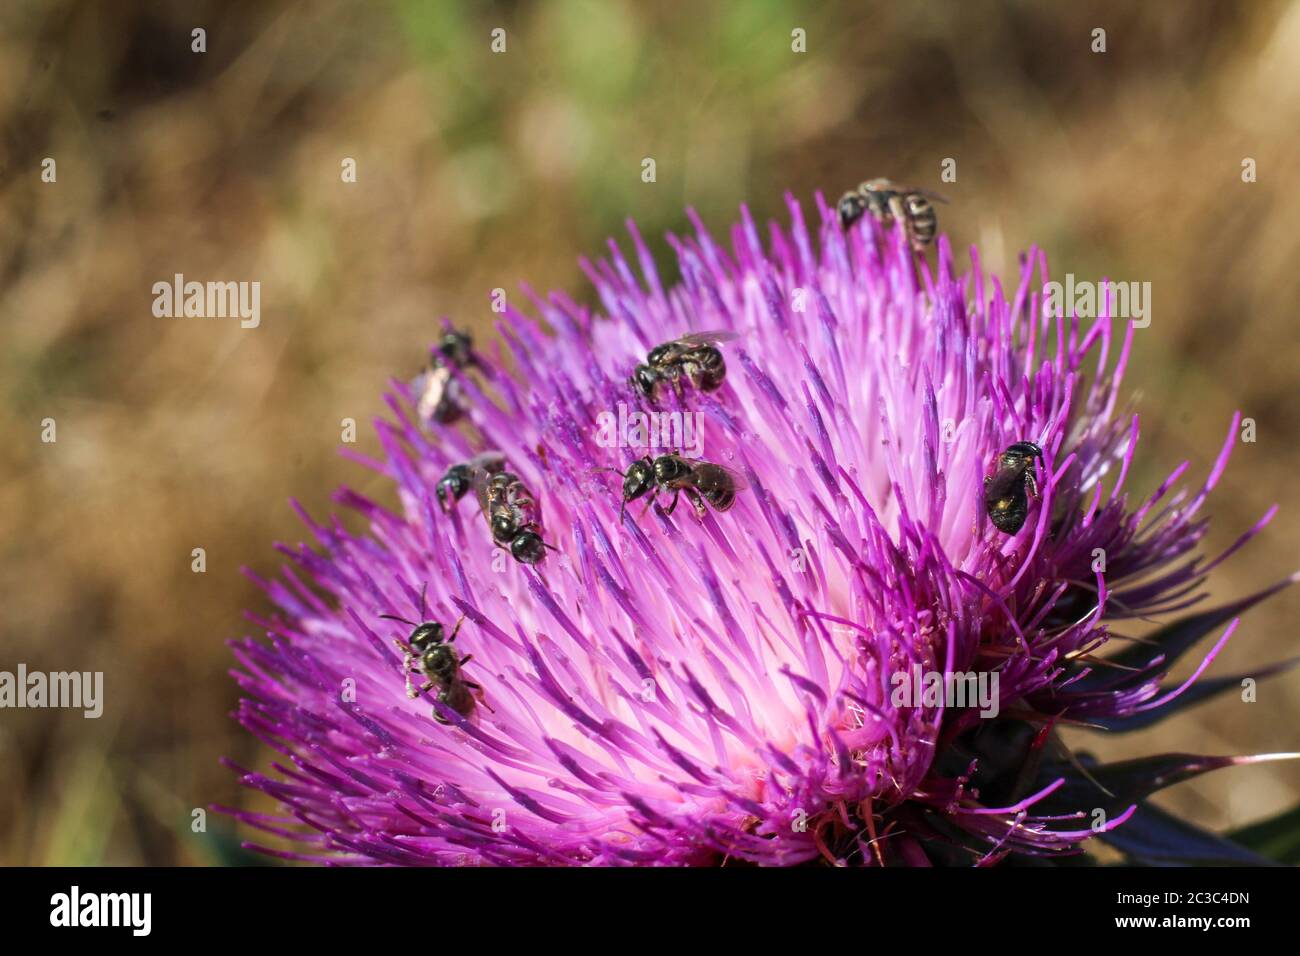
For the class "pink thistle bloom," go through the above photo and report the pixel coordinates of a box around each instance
[222,195,1297,865]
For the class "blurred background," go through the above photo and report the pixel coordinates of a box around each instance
[1,0,1298,864]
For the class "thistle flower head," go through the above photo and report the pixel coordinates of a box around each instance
[224,195,1294,865]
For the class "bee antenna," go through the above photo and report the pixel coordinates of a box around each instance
[379,613,419,628]
[418,581,428,618]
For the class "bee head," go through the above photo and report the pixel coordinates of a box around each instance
[510,530,549,565]
[409,622,444,653]
[836,192,868,229]
[630,365,659,398]
[622,458,655,503]
[436,465,471,512]
[1004,441,1043,463]
[437,330,474,367]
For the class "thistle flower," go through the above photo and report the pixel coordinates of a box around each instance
[222,195,1297,865]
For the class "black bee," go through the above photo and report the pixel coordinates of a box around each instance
[380,605,482,723]
[837,178,947,251]
[439,453,554,564]
[477,469,553,564]
[983,441,1044,534]
[415,328,479,425]
[610,453,747,520]
[631,331,738,401]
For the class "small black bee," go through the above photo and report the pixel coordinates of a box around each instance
[610,453,747,520]
[415,328,479,425]
[477,469,554,564]
[631,331,738,401]
[983,440,1044,535]
[380,602,482,723]
[438,453,555,564]
[837,178,947,251]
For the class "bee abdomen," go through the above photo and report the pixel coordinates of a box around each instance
[691,348,726,391]
[433,683,476,722]
[706,487,736,511]
[986,496,1028,534]
[904,197,936,246]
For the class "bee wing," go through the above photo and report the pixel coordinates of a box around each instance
[467,451,507,474]
[689,462,749,491]
[909,188,949,204]
[982,468,1020,502]
[860,178,897,193]
[467,453,508,502]
[673,330,740,348]
[416,367,452,420]
[873,184,948,204]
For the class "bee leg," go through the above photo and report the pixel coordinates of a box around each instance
[670,371,686,402]
[406,663,428,699]
[393,641,416,696]
[1025,471,1041,498]
[447,615,465,642]
[685,488,708,520]
[886,193,909,240]
[458,653,474,668]
[657,490,680,517]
